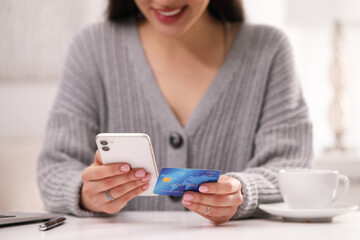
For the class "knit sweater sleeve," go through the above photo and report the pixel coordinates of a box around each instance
[37,25,104,217]
[225,29,313,219]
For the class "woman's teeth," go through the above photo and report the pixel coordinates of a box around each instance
[158,8,182,16]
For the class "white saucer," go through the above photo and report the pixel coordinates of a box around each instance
[258,202,359,222]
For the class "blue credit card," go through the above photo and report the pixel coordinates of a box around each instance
[153,168,221,196]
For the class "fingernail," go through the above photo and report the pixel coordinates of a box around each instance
[141,173,151,182]
[135,170,146,178]
[183,193,193,201]
[142,183,150,190]
[182,200,192,206]
[199,186,209,193]
[120,164,130,172]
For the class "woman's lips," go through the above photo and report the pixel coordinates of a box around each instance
[157,7,183,16]
[153,6,188,23]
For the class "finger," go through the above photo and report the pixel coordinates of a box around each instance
[103,184,150,214]
[104,178,150,201]
[84,191,110,209]
[82,163,132,181]
[93,150,103,166]
[87,170,150,192]
[199,176,241,194]
[182,201,234,218]
[183,191,243,207]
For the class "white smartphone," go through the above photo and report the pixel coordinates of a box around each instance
[95,133,159,196]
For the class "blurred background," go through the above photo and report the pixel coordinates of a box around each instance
[0,0,359,211]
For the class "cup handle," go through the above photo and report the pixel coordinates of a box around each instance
[332,174,350,203]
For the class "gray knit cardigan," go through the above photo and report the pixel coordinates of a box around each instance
[37,18,312,219]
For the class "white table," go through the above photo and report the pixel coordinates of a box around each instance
[1,211,359,240]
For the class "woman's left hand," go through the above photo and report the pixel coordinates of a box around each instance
[182,175,243,224]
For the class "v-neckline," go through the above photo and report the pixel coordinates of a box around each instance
[124,18,249,136]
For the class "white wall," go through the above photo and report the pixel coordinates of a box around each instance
[244,0,360,157]
[0,0,105,82]
[0,0,106,139]
[0,0,106,211]
[0,84,58,139]
[243,0,360,206]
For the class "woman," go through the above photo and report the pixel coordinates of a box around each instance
[37,0,312,224]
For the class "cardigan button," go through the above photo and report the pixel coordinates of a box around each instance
[169,195,182,202]
[169,132,183,149]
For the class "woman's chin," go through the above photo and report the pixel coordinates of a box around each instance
[145,13,193,38]
[154,26,188,38]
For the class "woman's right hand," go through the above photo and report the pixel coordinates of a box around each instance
[80,150,151,214]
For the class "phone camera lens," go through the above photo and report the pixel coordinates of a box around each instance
[100,141,108,145]
[102,146,110,151]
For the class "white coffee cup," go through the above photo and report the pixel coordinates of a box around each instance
[279,169,350,209]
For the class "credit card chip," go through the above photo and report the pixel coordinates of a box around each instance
[162,177,171,182]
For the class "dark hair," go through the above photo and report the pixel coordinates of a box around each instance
[107,0,245,23]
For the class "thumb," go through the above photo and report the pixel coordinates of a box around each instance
[93,150,103,166]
